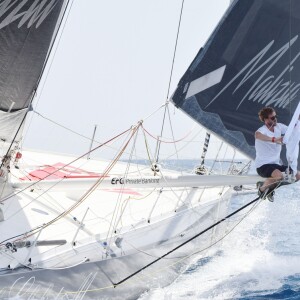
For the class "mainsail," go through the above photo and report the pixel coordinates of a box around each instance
[172,0,300,162]
[0,0,68,146]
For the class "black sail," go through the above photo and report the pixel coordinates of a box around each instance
[0,0,67,145]
[172,0,300,161]
[0,0,66,112]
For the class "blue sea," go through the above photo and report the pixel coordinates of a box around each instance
[138,160,300,300]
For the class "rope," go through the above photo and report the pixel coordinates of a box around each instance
[33,110,94,141]
[32,108,167,161]
[114,178,285,288]
[0,190,264,297]
[156,105,168,162]
[2,181,287,296]
[29,129,138,237]
[23,0,75,140]
[112,194,262,287]
[142,124,195,144]
[106,126,141,246]
[156,0,185,162]
[4,160,90,222]
[166,105,181,173]
[165,0,185,103]
[0,127,131,204]
[0,124,141,246]
[2,0,74,167]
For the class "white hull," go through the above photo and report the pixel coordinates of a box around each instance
[0,190,231,299]
[0,150,251,299]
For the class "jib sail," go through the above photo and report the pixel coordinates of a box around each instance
[172,0,300,161]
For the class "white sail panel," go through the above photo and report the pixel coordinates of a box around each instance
[0,108,26,143]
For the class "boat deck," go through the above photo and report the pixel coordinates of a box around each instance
[0,150,227,269]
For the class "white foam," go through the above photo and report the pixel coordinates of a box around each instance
[140,183,300,299]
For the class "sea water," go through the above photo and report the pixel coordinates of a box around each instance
[139,160,300,300]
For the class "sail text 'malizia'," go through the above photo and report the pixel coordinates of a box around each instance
[205,36,300,110]
[0,0,58,29]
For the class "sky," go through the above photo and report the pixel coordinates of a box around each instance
[23,0,242,161]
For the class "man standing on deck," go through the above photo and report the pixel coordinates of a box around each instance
[255,107,300,201]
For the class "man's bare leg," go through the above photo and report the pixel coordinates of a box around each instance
[260,169,283,192]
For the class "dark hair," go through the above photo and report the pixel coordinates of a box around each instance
[258,107,275,122]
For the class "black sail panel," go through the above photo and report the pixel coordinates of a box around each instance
[172,0,300,160]
[0,0,65,112]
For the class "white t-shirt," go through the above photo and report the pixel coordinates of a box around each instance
[255,123,287,168]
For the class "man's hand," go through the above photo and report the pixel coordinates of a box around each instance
[274,137,283,144]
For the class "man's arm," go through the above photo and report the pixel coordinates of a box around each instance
[255,131,282,143]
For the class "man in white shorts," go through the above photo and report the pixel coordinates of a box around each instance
[255,107,300,201]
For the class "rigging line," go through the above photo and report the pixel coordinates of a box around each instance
[132,144,148,178]
[53,190,253,298]
[142,124,195,144]
[106,126,140,246]
[6,190,265,297]
[22,0,74,141]
[142,103,166,122]
[11,125,142,244]
[5,160,90,221]
[43,130,137,224]
[0,194,268,296]
[167,105,180,165]
[122,192,263,263]
[156,105,168,163]
[3,0,74,164]
[35,0,74,100]
[0,127,132,204]
[163,129,203,160]
[143,198,264,282]
[96,130,136,242]
[2,187,252,299]
[32,110,92,141]
[156,0,185,162]
[0,224,44,245]
[209,141,224,174]
[33,110,160,162]
[142,126,155,166]
[154,168,206,220]
[165,0,185,102]
[226,148,236,175]
[113,194,262,287]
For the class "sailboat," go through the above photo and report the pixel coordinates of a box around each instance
[0,0,298,299]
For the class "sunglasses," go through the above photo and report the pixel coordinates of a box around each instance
[269,115,278,121]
